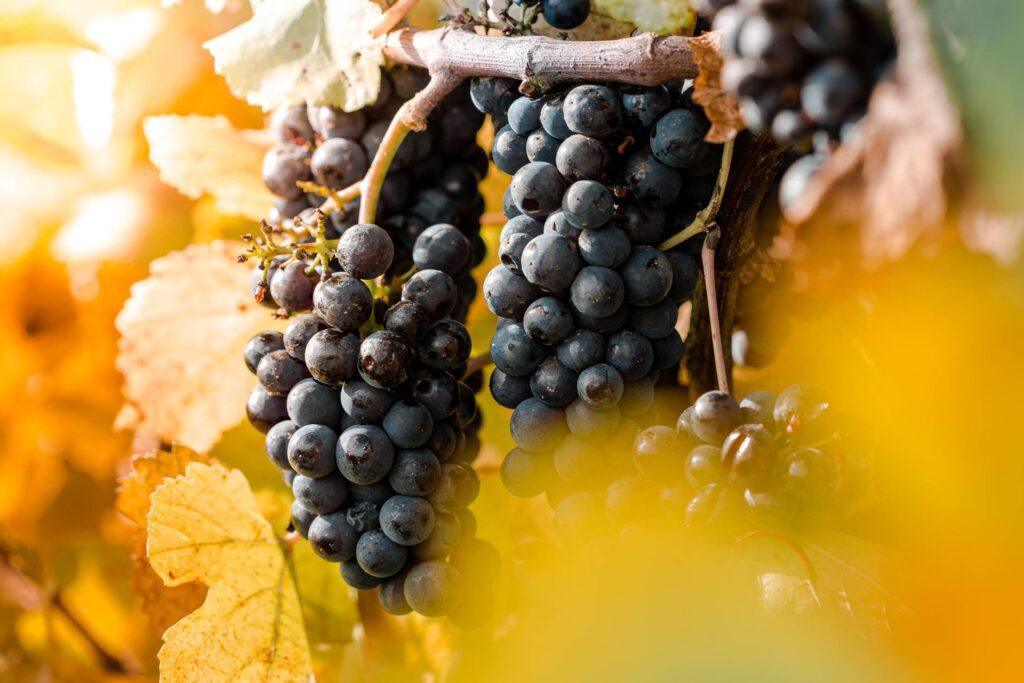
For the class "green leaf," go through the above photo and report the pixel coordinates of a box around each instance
[593,0,695,34]
[204,0,387,112]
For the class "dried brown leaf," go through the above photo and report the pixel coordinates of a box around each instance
[782,0,963,265]
[691,31,745,144]
[116,242,276,453]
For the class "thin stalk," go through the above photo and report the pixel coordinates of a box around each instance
[658,138,735,252]
[702,225,729,393]
[358,114,411,225]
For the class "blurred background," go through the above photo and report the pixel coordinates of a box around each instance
[0,0,1022,681]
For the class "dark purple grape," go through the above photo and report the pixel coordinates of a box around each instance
[337,223,394,279]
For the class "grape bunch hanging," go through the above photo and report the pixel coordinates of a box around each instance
[700,0,896,203]
[470,76,722,506]
[242,67,499,624]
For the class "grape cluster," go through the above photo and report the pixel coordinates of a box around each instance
[469,77,721,504]
[244,69,500,624]
[253,66,489,319]
[591,384,871,534]
[699,0,896,204]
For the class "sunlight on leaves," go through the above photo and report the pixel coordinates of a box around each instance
[144,114,275,220]
[204,0,387,112]
[115,242,276,453]
[594,0,695,34]
[147,462,311,682]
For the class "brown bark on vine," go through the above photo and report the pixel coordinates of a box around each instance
[683,132,787,398]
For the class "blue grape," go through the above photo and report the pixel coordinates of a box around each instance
[510,398,567,452]
[521,233,582,293]
[578,226,631,268]
[570,266,625,318]
[526,128,561,163]
[337,424,395,484]
[356,529,408,578]
[507,96,544,135]
[665,251,699,303]
[340,380,392,423]
[650,329,684,371]
[624,150,682,207]
[619,246,674,306]
[380,495,436,546]
[404,560,462,617]
[417,319,471,372]
[563,85,622,137]
[544,211,582,241]
[483,265,541,319]
[402,269,457,320]
[383,301,428,342]
[691,390,743,444]
[530,356,579,407]
[287,378,342,427]
[308,105,366,140]
[304,329,359,386]
[489,369,533,409]
[308,511,359,561]
[522,296,574,344]
[382,400,434,449]
[428,463,479,512]
[266,419,297,470]
[492,125,529,175]
[412,224,471,275]
[650,109,710,169]
[469,77,517,115]
[427,420,459,461]
[555,134,610,181]
[263,144,312,200]
[605,329,655,381]
[283,315,325,361]
[562,180,614,230]
[358,331,413,389]
[413,512,462,560]
[540,95,572,140]
[244,331,285,374]
[340,557,383,589]
[312,138,369,189]
[248,385,290,432]
[346,500,380,533]
[379,572,412,615]
[510,162,568,218]
[337,223,393,279]
[270,261,319,313]
[389,447,442,496]
[576,363,624,410]
[287,423,339,477]
[491,322,545,377]
[351,479,396,506]
[257,349,310,396]
[628,297,678,339]
[622,86,673,128]
[313,272,373,331]
[616,205,665,244]
[290,500,315,538]
[292,471,349,514]
[556,329,606,372]
[405,371,456,421]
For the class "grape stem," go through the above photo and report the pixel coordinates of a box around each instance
[370,0,421,39]
[702,225,730,394]
[658,138,735,252]
[462,352,493,380]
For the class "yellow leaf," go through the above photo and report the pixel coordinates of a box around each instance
[116,242,277,453]
[592,0,695,34]
[117,448,213,633]
[147,462,311,682]
[144,115,275,220]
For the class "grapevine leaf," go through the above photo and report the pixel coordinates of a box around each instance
[115,242,277,453]
[143,115,275,221]
[147,462,311,682]
[204,0,386,112]
[691,31,745,143]
[116,448,213,633]
[781,0,963,264]
[593,0,695,34]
